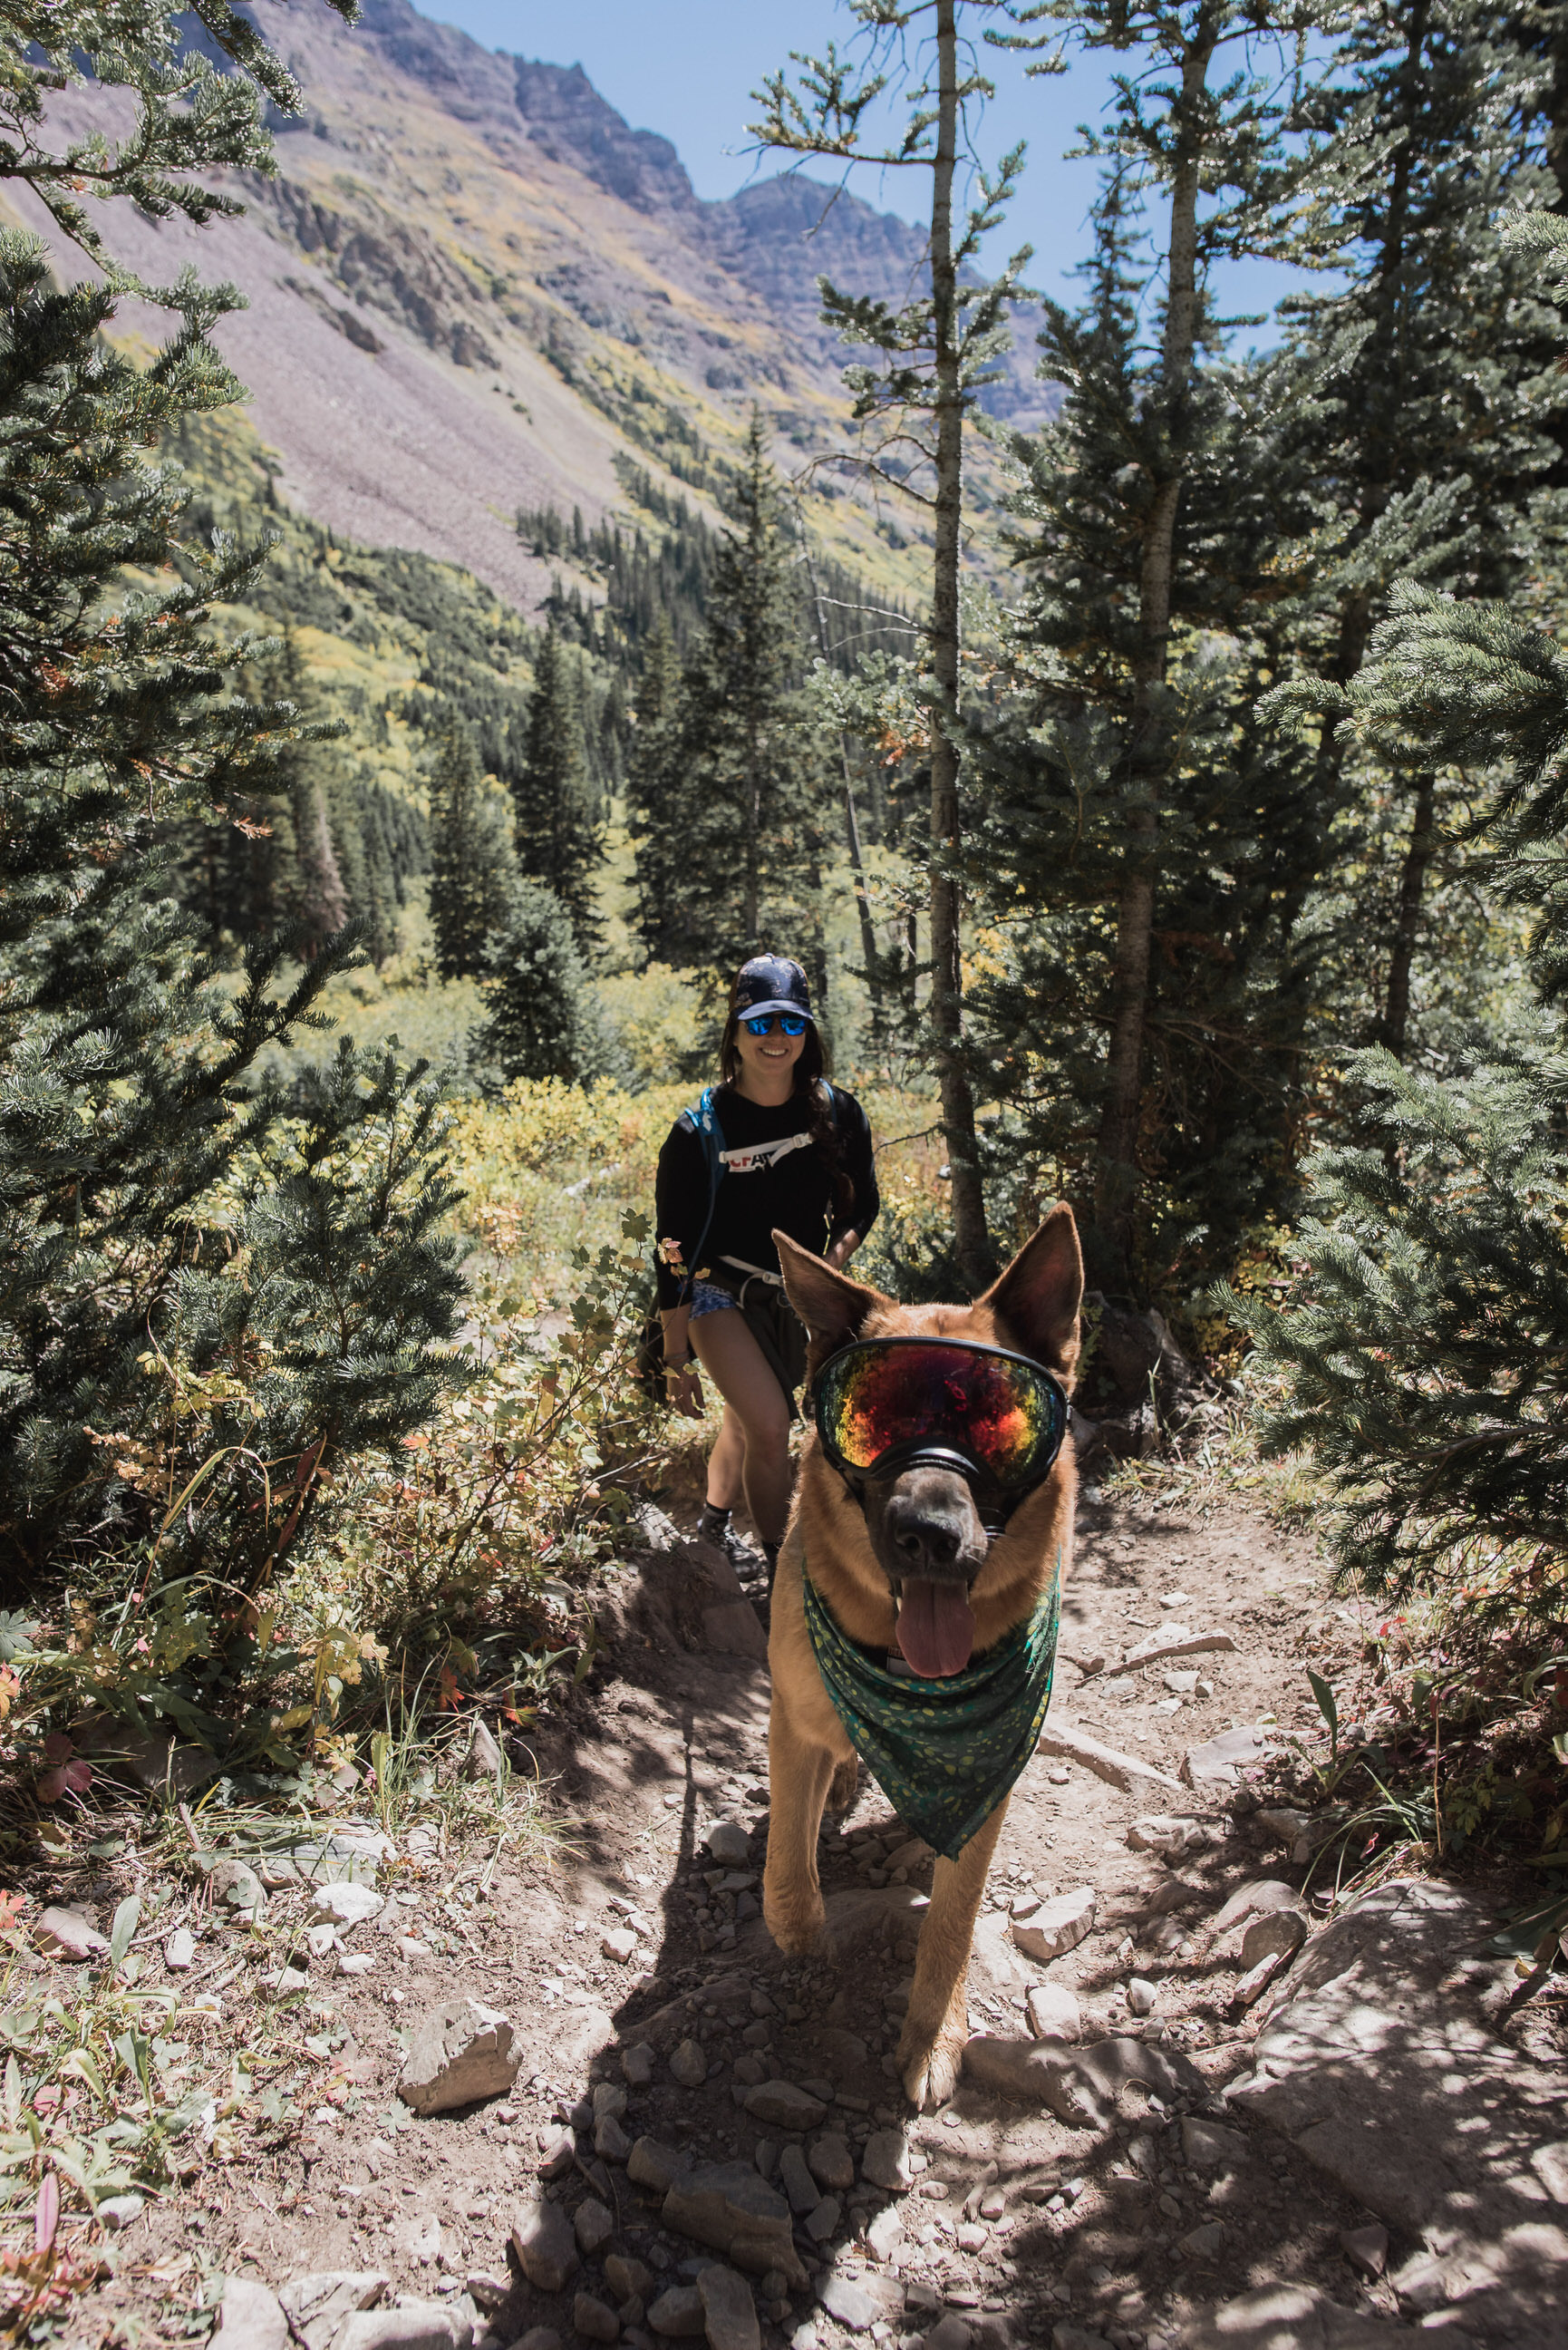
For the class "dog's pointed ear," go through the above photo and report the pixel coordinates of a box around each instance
[978,1204,1083,1376]
[774,1229,881,1355]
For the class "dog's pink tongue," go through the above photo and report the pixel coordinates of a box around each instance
[897,1581,976,1678]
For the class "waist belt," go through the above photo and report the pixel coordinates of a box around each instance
[719,1256,784,1287]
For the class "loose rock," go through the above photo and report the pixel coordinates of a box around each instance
[1178,2221,1225,2261]
[620,2044,655,2088]
[210,1859,266,1916]
[465,2273,509,2311]
[698,2267,760,2350]
[596,2115,633,2164]
[662,2161,802,2287]
[1011,1886,1096,1962]
[1127,1816,1208,1858]
[215,2277,289,2350]
[778,2146,818,2216]
[97,2194,146,2230]
[1340,2224,1389,2278]
[815,2279,876,2335]
[399,1999,519,2116]
[1035,1724,1183,1794]
[647,2287,706,2339]
[512,2199,579,2294]
[538,2128,576,2180]
[463,1720,505,1782]
[741,2081,827,2132]
[628,2138,688,2196]
[312,1882,384,1928]
[602,1928,638,1966]
[865,2208,903,2261]
[1024,1983,1080,2043]
[605,2259,653,2305]
[806,2133,854,2192]
[277,2272,389,2350]
[334,2308,460,2350]
[35,1907,110,1962]
[164,1928,196,1973]
[706,1823,750,1865]
[1182,1725,1281,1791]
[573,2295,619,2345]
[670,2041,707,2090]
[1181,2118,1247,2169]
[1211,1879,1300,1934]
[518,2333,564,2350]
[804,2197,838,2244]
[859,2130,914,2193]
[575,2199,615,2258]
[927,2324,972,2350]
[1239,1908,1308,1968]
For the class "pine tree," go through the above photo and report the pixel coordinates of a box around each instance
[626,618,691,965]
[428,723,522,980]
[754,4,1038,1285]
[0,5,464,1592]
[512,626,602,949]
[478,881,609,1083]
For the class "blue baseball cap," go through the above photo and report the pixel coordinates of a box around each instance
[733,955,814,1022]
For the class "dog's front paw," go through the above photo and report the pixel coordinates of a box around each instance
[763,1888,827,1957]
[897,2019,965,2112]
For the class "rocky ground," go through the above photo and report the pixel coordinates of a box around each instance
[15,1483,1568,2350]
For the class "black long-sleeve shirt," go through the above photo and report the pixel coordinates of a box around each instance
[653,1083,879,1309]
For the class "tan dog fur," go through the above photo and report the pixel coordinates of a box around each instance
[763,1207,1083,2110]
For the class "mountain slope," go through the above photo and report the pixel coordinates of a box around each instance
[1,0,1048,616]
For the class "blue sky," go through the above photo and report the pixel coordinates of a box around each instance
[411,0,1312,334]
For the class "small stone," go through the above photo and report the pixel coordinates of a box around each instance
[336,2304,460,2350]
[805,2198,840,2243]
[697,2266,760,2350]
[35,1906,110,1962]
[1024,1984,1080,2043]
[1233,1948,1290,2008]
[1126,1977,1157,2018]
[277,2272,389,2350]
[742,2081,828,2132]
[97,2193,147,2231]
[628,2139,688,2196]
[859,2130,914,2193]
[817,2278,877,2334]
[1253,1805,1314,1845]
[1050,2329,1112,2350]
[661,2161,799,2287]
[313,1882,385,1928]
[575,2199,615,2258]
[574,2296,619,2345]
[706,1822,751,1865]
[648,2287,706,2339]
[596,2114,633,2163]
[731,2054,766,2087]
[1011,1887,1096,1963]
[1180,2118,1247,2169]
[1239,1907,1308,1968]
[778,2146,818,2216]
[538,2127,575,2180]
[1126,1816,1206,1858]
[603,1928,639,1966]
[340,1952,376,1976]
[752,2142,778,2183]
[1177,2221,1225,2260]
[807,2133,854,2192]
[928,2324,973,2350]
[464,1719,505,1782]
[399,1998,519,2117]
[466,2274,510,2312]
[1163,1672,1198,1695]
[210,1858,267,1916]
[1182,1724,1279,1791]
[606,2259,653,2306]
[670,2040,707,2090]
[512,2199,579,2294]
[621,2044,655,2088]
[865,2209,903,2261]
[215,2277,288,2350]
[518,2334,564,2350]
[593,2083,627,2122]
[164,1928,196,1973]
[954,2223,987,2253]
[1341,2224,1389,2278]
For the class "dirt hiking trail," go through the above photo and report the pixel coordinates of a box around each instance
[27,1490,1568,2350]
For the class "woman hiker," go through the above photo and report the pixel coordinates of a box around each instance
[654,954,879,1592]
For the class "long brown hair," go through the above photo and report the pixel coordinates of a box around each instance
[718,965,849,1211]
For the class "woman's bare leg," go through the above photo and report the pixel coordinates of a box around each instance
[690,1309,792,1546]
[705,1403,746,1511]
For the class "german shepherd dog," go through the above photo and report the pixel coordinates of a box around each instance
[764,1209,1083,2110]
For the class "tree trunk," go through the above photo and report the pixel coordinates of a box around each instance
[928,0,992,1290]
[1380,773,1436,1060]
[801,535,882,1003]
[1092,21,1215,1281]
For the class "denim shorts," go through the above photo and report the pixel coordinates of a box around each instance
[689,1278,740,1321]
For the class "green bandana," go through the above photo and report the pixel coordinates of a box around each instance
[802,1553,1060,1861]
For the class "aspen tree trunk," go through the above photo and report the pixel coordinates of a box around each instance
[929,0,992,1288]
[1093,18,1216,1279]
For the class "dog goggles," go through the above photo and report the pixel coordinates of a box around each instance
[814,1337,1069,1499]
[742,1013,808,1037]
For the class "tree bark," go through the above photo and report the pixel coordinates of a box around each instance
[1092,16,1216,1280]
[1380,772,1436,1061]
[928,0,992,1290]
[801,536,882,1003]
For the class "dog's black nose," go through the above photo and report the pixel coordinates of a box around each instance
[886,1494,964,1575]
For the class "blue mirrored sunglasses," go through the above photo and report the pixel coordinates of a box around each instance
[743,1014,808,1037]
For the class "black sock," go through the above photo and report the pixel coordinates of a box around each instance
[698,1502,732,1544]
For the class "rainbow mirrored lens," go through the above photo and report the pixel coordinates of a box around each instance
[743,1014,808,1037]
[817,1340,1066,1489]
